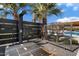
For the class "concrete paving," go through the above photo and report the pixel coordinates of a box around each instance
[5,42,39,56]
[0,46,5,56]
[41,43,78,56]
[0,39,79,56]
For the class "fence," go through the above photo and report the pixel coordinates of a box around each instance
[0,18,42,45]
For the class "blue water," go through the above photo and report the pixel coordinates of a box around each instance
[64,31,79,36]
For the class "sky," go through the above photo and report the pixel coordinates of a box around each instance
[1,3,79,24]
[56,3,79,23]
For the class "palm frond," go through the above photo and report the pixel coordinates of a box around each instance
[19,3,27,7]
[48,8,62,16]
[19,10,27,16]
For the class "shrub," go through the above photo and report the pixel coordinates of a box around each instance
[63,39,79,45]
[72,39,79,45]
[63,39,70,45]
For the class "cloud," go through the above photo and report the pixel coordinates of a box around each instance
[66,3,73,7]
[57,3,62,6]
[66,3,79,10]
[57,17,79,22]
[73,6,78,11]
[66,3,79,11]
[61,9,65,12]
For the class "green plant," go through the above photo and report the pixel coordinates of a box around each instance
[72,39,79,45]
[63,39,70,45]
[63,39,79,45]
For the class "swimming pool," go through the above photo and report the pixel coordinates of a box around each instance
[64,31,79,37]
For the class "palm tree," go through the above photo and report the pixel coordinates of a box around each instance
[0,3,27,44]
[42,3,61,40]
[30,3,61,40]
[27,4,42,23]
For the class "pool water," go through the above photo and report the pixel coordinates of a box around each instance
[64,31,79,37]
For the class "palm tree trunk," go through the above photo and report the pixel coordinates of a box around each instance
[19,14,23,44]
[39,19,42,23]
[55,25,58,42]
[13,12,19,21]
[41,23,44,40]
[13,12,23,44]
[38,17,42,23]
[13,12,19,43]
[32,13,36,22]
[43,16,48,40]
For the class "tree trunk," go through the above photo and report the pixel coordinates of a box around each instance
[43,16,48,40]
[39,19,42,23]
[38,17,42,23]
[55,25,58,42]
[32,13,36,23]
[13,12,19,21]
[18,14,23,44]
[13,12,23,44]
[41,23,44,40]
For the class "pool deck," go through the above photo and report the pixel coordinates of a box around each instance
[0,39,78,56]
